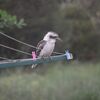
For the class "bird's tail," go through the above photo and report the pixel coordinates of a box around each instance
[31,64,37,68]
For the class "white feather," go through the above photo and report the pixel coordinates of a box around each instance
[31,31,60,68]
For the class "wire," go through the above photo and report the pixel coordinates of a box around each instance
[0,32,64,55]
[53,51,63,55]
[0,44,31,56]
[0,31,35,48]
[0,56,9,60]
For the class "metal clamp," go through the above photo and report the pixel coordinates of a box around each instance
[65,50,73,60]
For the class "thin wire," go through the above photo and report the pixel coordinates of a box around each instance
[0,44,31,56]
[0,56,9,60]
[0,31,35,48]
[53,51,63,55]
[0,32,64,55]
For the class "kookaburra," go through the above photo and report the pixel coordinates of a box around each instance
[32,31,61,68]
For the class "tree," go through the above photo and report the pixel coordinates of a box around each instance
[0,9,26,29]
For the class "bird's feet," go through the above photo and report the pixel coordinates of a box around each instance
[39,56,52,62]
[39,57,47,61]
[48,56,52,61]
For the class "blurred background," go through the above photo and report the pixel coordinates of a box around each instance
[0,0,100,61]
[0,0,100,100]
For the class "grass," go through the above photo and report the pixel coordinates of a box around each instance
[0,62,100,100]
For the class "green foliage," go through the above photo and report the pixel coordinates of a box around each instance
[0,63,100,100]
[0,9,26,29]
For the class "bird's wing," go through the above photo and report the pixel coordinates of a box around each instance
[36,40,46,57]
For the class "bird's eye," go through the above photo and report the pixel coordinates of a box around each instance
[49,35,57,39]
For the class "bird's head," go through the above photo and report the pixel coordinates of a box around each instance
[43,31,62,42]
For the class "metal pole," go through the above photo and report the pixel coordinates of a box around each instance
[0,54,67,68]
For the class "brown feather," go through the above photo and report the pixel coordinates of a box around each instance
[36,40,46,57]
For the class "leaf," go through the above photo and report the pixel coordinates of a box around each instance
[0,9,26,29]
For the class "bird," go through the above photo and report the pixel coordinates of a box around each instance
[32,31,61,68]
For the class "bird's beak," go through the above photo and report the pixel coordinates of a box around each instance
[56,37,62,42]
